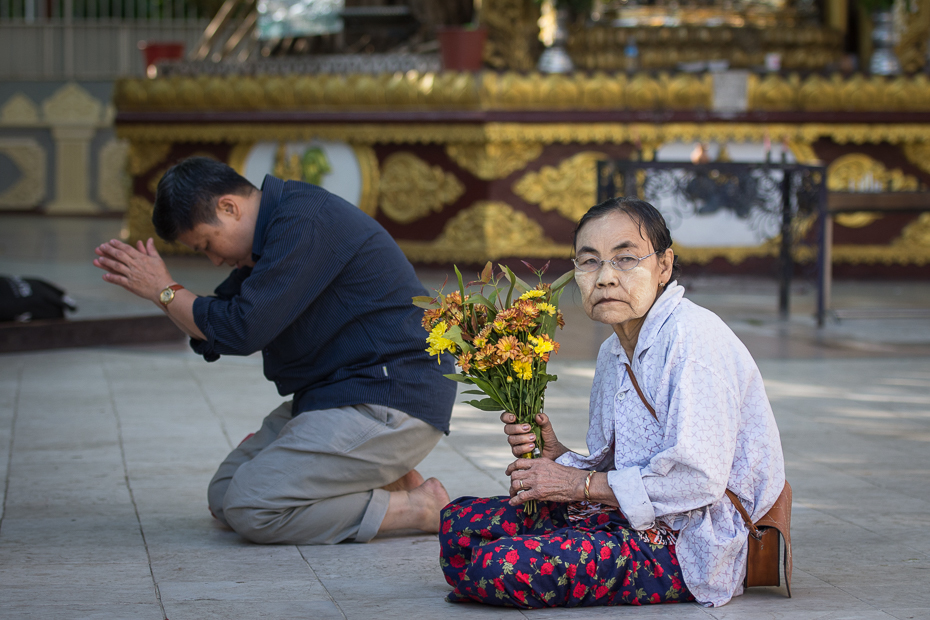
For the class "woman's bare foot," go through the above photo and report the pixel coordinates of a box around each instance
[378,477,450,535]
[380,469,425,492]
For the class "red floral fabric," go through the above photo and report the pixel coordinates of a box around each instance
[439,496,693,609]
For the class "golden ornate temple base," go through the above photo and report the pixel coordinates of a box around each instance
[116,71,930,277]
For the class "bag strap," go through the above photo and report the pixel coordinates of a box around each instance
[624,362,760,537]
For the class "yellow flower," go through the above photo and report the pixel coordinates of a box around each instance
[492,319,507,333]
[533,335,555,356]
[506,376,514,383]
[512,359,533,380]
[537,302,556,315]
[519,289,546,301]
[425,321,456,361]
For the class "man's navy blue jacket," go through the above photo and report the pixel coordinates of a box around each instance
[190,175,456,433]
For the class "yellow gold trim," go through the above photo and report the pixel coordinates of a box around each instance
[903,143,930,176]
[115,72,930,114]
[127,141,171,176]
[352,144,379,217]
[512,151,608,222]
[827,153,920,192]
[118,123,930,146]
[445,142,543,180]
[397,201,572,263]
[378,152,465,224]
[835,213,884,228]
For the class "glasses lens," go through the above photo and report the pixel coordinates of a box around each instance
[611,255,640,271]
[573,255,601,272]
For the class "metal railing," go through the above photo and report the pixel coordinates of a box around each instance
[0,0,207,79]
[596,160,830,325]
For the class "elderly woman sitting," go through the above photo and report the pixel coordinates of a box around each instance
[438,198,786,608]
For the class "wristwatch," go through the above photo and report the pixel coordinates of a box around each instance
[159,284,184,306]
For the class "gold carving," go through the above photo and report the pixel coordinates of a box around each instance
[0,138,46,209]
[835,213,883,228]
[97,139,130,211]
[445,142,543,180]
[513,152,608,222]
[895,0,930,74]
[897,212,930,249]
[352,144,380,217]
[903,143,930,176]
[115,73,930,115]
[785,140,820,165]
[128,142,172,176]
[379,152,465,224]
[482,0,541,72]
[119,123,930,149]
[42,83,103,125]
[0,94,40,126]
[398,201,571,263]
[827,153,920,192]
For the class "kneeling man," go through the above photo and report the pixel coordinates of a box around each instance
[94,157,456,544]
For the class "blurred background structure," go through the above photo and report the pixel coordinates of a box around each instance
[1,0,929,338]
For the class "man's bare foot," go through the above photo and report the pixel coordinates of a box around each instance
[381,469,425,492]
[378,477,450,535]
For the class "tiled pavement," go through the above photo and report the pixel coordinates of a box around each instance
[2,215,930,619]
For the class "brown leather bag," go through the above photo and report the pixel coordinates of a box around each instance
[624,363,793,597]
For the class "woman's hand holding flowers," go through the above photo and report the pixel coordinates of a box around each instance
[500,411,567,460]
[505,457,588,506]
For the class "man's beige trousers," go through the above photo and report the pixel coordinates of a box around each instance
[208,401,442,544]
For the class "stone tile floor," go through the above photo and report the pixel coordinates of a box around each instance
[2,215,930,619]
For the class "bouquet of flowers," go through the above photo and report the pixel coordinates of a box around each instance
[415,262,573,511]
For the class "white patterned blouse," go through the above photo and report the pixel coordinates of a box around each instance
[555,282,786,607]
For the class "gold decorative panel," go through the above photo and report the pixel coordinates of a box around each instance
[378,152,465,224]
[353,144,380,217]
[115,73,930,114]
[827,154,920,192]
[0,138,46,208]
[445,142,543,180]
[398,201,571,263]
[128,142,172,176]
[903,143,930,176]
[513,152,608,222]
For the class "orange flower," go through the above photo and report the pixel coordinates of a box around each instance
[457,351,473,373]
[421,308,442,331]
[496,335,520,360]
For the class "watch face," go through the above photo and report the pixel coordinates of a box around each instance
[160,288,173,304]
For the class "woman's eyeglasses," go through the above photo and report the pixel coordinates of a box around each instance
[573,251,658,273]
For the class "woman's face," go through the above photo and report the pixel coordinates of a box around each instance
[574,211,673,327]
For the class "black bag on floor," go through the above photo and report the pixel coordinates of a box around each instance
[0,276,77,322]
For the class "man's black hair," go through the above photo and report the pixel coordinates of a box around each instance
[573,197,682,283]
[152,157,257,242]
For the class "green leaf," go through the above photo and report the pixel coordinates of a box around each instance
[412,295,437,309]
[443,373,469,383]
[464,293,496,310]
[550,268,575,293]
[501,265,531,295]
[461,390,485,395]
[466,398,505,412]
[454,265,466,301]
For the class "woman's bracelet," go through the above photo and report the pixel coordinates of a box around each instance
[584,470,595,500]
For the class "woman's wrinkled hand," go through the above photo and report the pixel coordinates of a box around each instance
[500,411,567,460]
[506,457,587,506]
